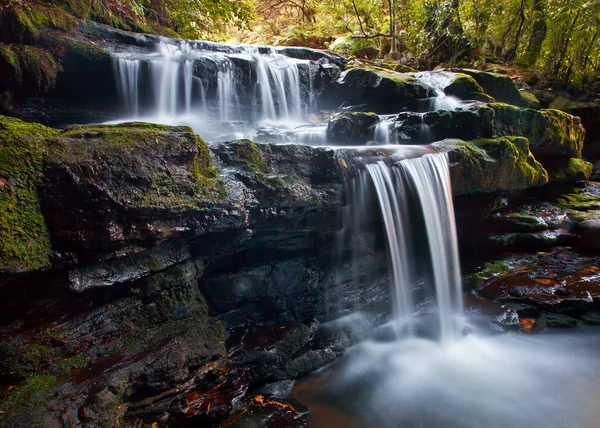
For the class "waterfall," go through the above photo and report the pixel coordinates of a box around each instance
[347,151,463,341]
[113,41,317,127]
[415,71,466,111]
[114,58,140,117]
[372,115,398,145]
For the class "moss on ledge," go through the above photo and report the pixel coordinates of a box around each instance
[0,116,57,273]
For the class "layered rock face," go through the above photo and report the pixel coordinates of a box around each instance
[1,13,599,427]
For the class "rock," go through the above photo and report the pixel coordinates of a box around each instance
[328,35,380,59]
[541,157,593,184]
[545,313,581,328]
[489,103,585,159]
[549,97,600,158]
[40,122,226,272]
[576,219,600,251]
[393,103,585,162]
[326,111,380,144]
[434,137,548,195]
[444,73,495,103]
[0,116,57,274]
[477,248,600,317]
[453,69,539,108]
[323,67,435,113]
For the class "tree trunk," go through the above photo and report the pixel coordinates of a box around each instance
[525,0,547,67]
[389,0,397,54]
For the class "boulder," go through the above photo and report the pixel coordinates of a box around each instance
[326,111,380,144]
[394,104,585,161]
[323,67,435,113]
[541,157,593,184]
[443,73,494,103]
[549,98,600,158]
[454,69,540,108]
[434,136,548,195]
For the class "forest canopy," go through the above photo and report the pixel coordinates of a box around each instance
[2,0,598,92]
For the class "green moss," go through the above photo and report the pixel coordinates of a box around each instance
[519,90,541,109]
[547,158,592,183]
[0,374,57,420]
[0,44,62,93]
[191,135,227,202]
[234,139,271,177]
[463,260,509,290]
[0,116,57,273]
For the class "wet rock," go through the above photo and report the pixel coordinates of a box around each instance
[477,249,600,318]
[443,73,494,102]
[549,97,600,158]
[453,69,539,108]
[541,157,593,184]
[434,136,548,195]
[576,219,600,251]
[221,394,311,428]
[545,313,581,328]
[326,111,380,144]
[323,67,435,113]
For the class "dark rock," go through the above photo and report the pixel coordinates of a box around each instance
[540,157,593,184]
[326,111,380,144]
[576,219,600,251]
[434,137,548,195]
[323,67,435,113]
[453,69,540,108]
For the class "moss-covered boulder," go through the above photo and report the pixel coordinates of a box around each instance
[40,122,225,268]
[549,98,600,158]
[435,137,548,195]
[414,70,493,103]
[541,157,593,183]
[454,69,540,108]
[323,67,435,113]
[328,35,379,59]
[326,111,380,144]
[0,116,57,274]
[443,73,495,103]
[489,103,585,159]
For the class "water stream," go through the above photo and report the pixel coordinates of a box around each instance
[110,41,600,427]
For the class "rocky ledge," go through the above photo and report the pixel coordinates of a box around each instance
[1,103,599,426]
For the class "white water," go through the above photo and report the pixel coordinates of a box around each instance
[415,70,468,111]
[113,41,316,140]
[356,152,463,340]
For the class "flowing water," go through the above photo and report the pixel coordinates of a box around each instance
[111,41,600,427]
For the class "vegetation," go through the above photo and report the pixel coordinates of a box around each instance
[236,0,600,94]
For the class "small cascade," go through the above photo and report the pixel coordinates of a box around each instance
[114,59,140,116]
[372,115,398,145]
[415,71,466,111]
[344,151,463,341]
[113,41,318,129]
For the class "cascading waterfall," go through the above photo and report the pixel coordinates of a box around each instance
[372,116,399,145]
[344,151,464,341]
[113,41,315,129]
[114,59,140,117]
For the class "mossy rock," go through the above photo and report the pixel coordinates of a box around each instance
[542,158,593,183]
[47,122,226,207]
[435,136,548,195]
[329,35,380,59]
[0,116,57,273]
[326,111,380,144]
[454,69,538,108]
[0,43,62,96]
[489,103,585,159]
[443,73,494,103]
[331,67,435,113]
